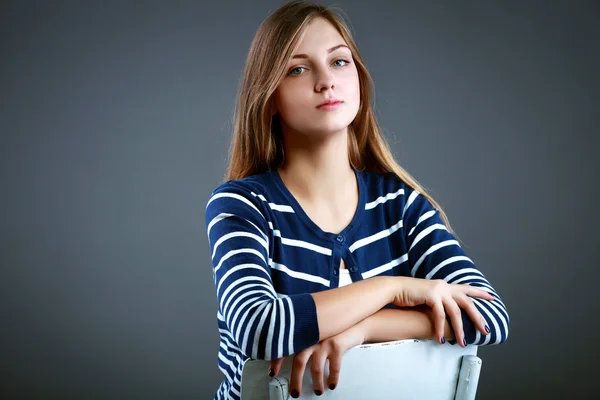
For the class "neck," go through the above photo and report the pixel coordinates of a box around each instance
[277,128,355,204]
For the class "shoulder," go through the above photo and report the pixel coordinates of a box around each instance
[361,169,411,190]
[208,172,271,200]
[205,172,275,220]
[360,169,414,205]
[360,170,435,218]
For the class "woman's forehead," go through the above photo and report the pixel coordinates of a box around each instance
[293,18,347,55]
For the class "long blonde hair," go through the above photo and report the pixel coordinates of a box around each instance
[225,0,457,236]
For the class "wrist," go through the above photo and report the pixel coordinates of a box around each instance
[384,276,396,305]
[386,276,407,304]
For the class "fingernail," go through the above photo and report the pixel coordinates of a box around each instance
[268,368,274,377]
[463,338,467,346]
[485,325,490,333]
[441,336,445,344]
[291,389,299,398]
[329,383,336,390]
[315,389,322,396]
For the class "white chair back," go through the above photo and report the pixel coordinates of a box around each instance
[241,339,481,400]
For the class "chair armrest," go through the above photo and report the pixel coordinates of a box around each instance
[454,355,482,400]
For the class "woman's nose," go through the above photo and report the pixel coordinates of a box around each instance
[315,70,335,92]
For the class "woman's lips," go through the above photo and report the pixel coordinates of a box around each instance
[316,101,343,110]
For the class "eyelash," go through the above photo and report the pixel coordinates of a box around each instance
[288,59,351,76]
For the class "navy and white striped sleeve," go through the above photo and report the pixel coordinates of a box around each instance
[402,188,510,346]
[205,182,320,360]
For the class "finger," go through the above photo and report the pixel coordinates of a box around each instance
[431,301,446,344]
[327,352,343,391]
[462,284,495,300]
[269,357,285,377]
[310,351,327,396]
[444,298,465,347]
[457,295,489,336]
[289,351,310,398]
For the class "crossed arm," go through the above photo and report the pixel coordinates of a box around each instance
[267,302,460,398]
[361,305,456,344]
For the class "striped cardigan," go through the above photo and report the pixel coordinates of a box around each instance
[205,168,509,400]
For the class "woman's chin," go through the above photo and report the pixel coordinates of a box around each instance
[308,118,354,135]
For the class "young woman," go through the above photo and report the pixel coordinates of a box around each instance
[205,1,509,398]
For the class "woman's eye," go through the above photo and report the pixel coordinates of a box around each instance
[289,67,305,75]
[288,59,350,76]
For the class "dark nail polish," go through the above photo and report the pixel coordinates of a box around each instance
[485,325,490,333]
[314,389,322,396]
[463,338,467,346]
[268,369,274,377]
[329,383,336,390]
[441,336,445,344]
[291,389,299,398]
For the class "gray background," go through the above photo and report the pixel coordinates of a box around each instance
[1,0,598,398]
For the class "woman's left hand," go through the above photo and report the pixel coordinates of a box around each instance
[268,321,368,398]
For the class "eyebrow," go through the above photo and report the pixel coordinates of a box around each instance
[291,44,350,59]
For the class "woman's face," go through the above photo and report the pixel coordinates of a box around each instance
[272,17,360,138]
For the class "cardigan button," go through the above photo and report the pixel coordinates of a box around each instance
[349,266,357,273]
[336,235,345,243]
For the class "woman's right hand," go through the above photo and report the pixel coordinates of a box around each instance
[392,277,495,347]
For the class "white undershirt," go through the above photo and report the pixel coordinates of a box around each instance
[339,269,352,287]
